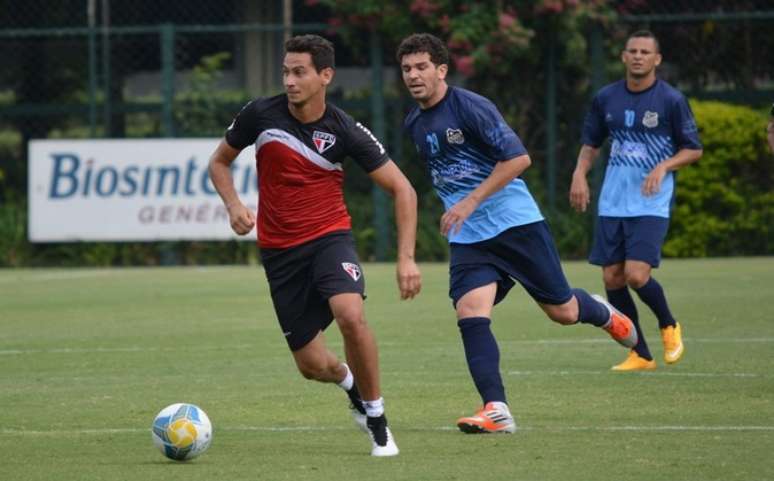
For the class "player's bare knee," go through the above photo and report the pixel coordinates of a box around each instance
[544,302,577,325]
[297,362,327,381]
[625,271,649,288]
[456,300,489,319]
[603,269,626,289]
[553,314,577,325]
[549,310,577,325]
[336,312,368,338]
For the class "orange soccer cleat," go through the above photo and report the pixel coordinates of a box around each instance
[661,322,685,364]
[592,294,638,348]
[611,350,657,371]
[456,401,516,434]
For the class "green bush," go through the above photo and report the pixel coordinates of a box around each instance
[665,100,773,257]
[0,195,29,266]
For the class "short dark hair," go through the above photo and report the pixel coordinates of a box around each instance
[396,33,449,66]
[626,30,660,53]
[285,34,335,71]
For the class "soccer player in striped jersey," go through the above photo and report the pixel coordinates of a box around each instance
[570,30,703,371]
[397,33,637,434]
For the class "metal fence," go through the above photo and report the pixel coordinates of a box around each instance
[1,0,773,262]
[0,6,315,141]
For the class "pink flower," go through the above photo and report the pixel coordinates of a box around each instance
[537,0,564,14]
[454,55,475,77]
[410,0,440,18]
[438,14,451,32]
[499,12,516,30]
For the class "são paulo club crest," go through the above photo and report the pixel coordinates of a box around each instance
[312,130,336,154]
[341,262,361,281]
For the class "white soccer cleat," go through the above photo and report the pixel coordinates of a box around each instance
[366,415,399,457]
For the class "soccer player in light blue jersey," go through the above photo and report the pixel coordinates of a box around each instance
[570,30,703,371]
[397,33,637,434]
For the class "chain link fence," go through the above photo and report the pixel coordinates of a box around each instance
[0,0,772,264]
[615,0,774,97]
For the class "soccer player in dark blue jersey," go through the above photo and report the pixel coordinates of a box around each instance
[570,30,703,371]
[397,33,637,434]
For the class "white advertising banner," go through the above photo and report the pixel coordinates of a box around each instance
[28,139,258,242]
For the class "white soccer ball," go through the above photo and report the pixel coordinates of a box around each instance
[151,403,212,461]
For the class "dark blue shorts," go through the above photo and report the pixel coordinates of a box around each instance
[589,216,670,267]
[449,221,573,307]
[261,230,365,351]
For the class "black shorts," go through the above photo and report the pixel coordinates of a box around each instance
[260,230,365,351]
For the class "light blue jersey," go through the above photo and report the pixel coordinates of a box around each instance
[582,79,702,218]
[404,87,543,243]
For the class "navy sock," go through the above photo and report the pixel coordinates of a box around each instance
[572,288,609,327]
[634,277,676,329]
[607,287,652,360]
[457,317,506,405]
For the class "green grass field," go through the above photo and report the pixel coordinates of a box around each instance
[1,258,773,481]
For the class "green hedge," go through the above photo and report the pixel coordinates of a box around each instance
[665,100,773,257]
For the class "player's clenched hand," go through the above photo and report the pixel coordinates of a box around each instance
[440,197,477,236]
[396,258,421,300]
[569,173,590,212]
[227,202,256,235]
[642,164,666,196]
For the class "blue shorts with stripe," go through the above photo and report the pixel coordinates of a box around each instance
[449,221,573,307]
[589,216,670,267]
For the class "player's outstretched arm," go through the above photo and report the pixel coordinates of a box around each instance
[441,154,531,236]
[368,160,422,300]
[569,145,600,213]
[208,139,256,235]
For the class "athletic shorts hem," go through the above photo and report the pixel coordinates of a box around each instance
[449,266,502,308]
[588,253,661,268]
[531,292,574,306]
[319,290,366,301]
[286,328,324,352]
